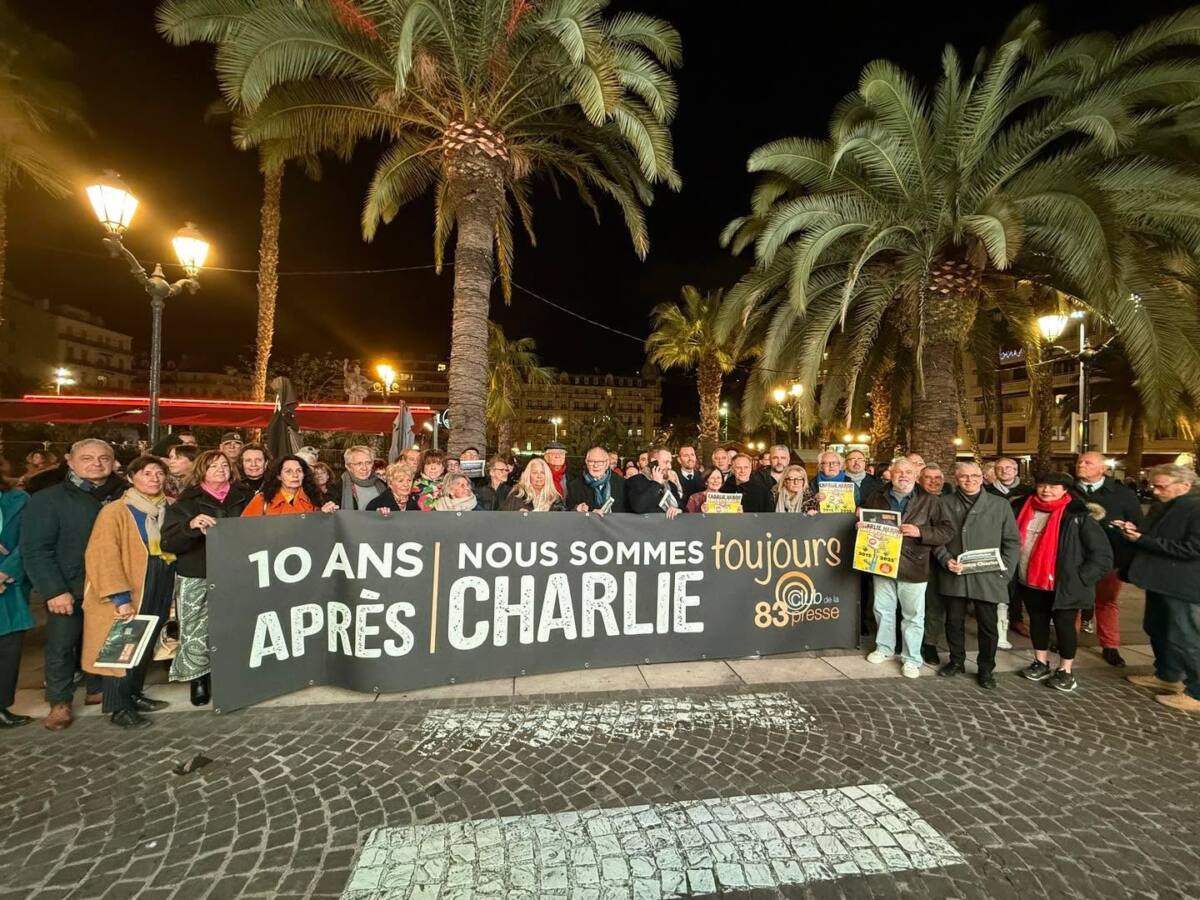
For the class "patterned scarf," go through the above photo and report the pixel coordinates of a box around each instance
[583,469,613,507]
[125,489,176,563]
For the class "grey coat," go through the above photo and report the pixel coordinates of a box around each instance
[933,489,1020,604]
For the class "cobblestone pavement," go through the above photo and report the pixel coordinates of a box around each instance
[1,666,1198,900]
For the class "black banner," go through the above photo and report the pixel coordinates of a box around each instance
[207,512,859,712]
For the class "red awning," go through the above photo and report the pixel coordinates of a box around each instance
[0,394,434,433]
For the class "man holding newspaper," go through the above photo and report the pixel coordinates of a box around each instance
[932,462,1021,689]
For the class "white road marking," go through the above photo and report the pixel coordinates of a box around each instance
[409,692,817,756]
[343,784,962,899]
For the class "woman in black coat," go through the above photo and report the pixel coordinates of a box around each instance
[1014,472,1113,693]
[365,463,421,514]
[161,449,255,706]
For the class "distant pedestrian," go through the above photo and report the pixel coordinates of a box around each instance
[0,479,32,728]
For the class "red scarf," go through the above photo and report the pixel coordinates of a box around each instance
[1016,492,1072,590]
[549,463,568,499]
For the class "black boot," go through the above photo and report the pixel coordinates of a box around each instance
[132,693,170,713]
[111,709,151,729]
[190,675,211,707]
[0,708,33,728]
[1101,647,1126,667]
[921,644,941,665]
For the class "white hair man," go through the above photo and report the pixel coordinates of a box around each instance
[1118,464,1200,713]
[339,445,386,510]
[932,462,1022,689]
[859,458,955,678]
[19,439,128,730]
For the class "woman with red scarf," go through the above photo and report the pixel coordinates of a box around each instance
[1016,472,1112,692]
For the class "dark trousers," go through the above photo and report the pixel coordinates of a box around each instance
[1019,584,1078,660]
[946,598,999,676]
[101,559,172,715]
[1143,591,1180,682]
[0,630,23,708]
[1154,593,1200,701]
[1007,578,1024,626]
[44,601,102,704]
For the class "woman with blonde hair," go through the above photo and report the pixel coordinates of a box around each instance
[500,457,565,512]
[366,463,420,513]
[775,465,819,515]
[433,473,480,511]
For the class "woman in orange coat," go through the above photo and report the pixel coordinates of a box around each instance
[241,456,337,517]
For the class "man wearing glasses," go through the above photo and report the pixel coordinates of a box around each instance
[932,462,1021,690]
[1117,464,1200,714]
[565,446,629,514]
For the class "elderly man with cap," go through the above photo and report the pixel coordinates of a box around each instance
[1075,451,1143,666]
[218,432,244,468]
[1014,471,1112,693]
[543,441,570,500]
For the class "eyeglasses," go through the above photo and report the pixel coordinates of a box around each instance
[958,475,983,481]
[784,476,805,483]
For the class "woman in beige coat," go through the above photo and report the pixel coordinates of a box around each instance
[81,456,177,729]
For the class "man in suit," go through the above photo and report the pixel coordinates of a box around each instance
[727,453,774,513]
[675,445,705,504]
[565,445,628,513]
[751,445,791,498]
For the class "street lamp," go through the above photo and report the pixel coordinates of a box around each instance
[86,171,209,444]
[774,383,804,449]
[1036,310,1098,452]
[550,416,562,440]
[53,367,75,395]
[376,363,397,399]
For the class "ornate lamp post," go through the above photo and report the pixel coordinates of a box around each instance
[1037,310,1097,452]
[86,171,210,444]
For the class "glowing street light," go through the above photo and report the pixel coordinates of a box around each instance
[86,171,210,443]
[376,363,397,399]
[1037,314,1070,344]
[550,416,563,440]
[53,367,75,395]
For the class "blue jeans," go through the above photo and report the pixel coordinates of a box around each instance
[872,577,927,666]
[1156,593,1200,700]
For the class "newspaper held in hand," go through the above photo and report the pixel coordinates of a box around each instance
[859,508,901,528]
[95,614,160,669]
[819,482,856,514]
[459,459,485,480]
[597,496,614,515]
[703,491,743,514]
[853,509,903,578]
[956,548,1006,574]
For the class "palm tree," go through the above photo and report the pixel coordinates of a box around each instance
[486,321,554,454]
[646,286,752,451]
[0,3,85,326]
[720,8,1200,469]
[158,0,681,453]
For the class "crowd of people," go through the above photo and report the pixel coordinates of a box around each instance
[1,431,1197,731]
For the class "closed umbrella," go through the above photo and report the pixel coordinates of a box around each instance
[388,401,415,463]
[264,376,301,459]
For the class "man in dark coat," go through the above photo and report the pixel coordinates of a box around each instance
[1075,451,1143,666]
[725,453,773,513]
[1119,465,1200,714]
[933,462,1021,689]
[675,445,705,505]
[860,458,955,678]
[626,448,683,517]
[750,445,791,496]
[846,449,883,505]
[565,445,628,513]
[19,439,127,731]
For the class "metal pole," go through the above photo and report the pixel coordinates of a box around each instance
[995,367,1004,458]
[1078,318,1089,452]
[148,297,164,445]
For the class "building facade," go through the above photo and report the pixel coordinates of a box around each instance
[1,290,134,394]
[513,369,663,453]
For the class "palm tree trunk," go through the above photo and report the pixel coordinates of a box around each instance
[1125,407,1145,476]
[1034,374,1055,473]
[697,357,722,445]
[446,155,504,456]
[910,338,961,471]
[251,166,283,404]
[0,180,8,329]
[497,418,513,455]
[868,372,895,461]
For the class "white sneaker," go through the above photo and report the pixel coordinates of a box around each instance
[997,638,1013,650]
[866,650,892,664]
[902,663,921,679]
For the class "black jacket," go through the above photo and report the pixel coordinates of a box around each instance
[626,474,683,514]
[1015,495,1113,610]
[986,480,1033,509]
[474,481,512,511]
[19,473,128,600]
[862,487,955,583]
[853,473,885,505]
[564,473,628,513]
[1077,476,1143,571]
[1127,488,1200,604]
[676,470,706,505]
[365,491,421,513]
[728,478,774,513]
[162,482,255,578]
[22,463,67,495]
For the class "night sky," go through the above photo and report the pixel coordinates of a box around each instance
[6,0,1190,417]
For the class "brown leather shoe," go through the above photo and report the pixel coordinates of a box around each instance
[84,692,103,706]
[44,704,74,731]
